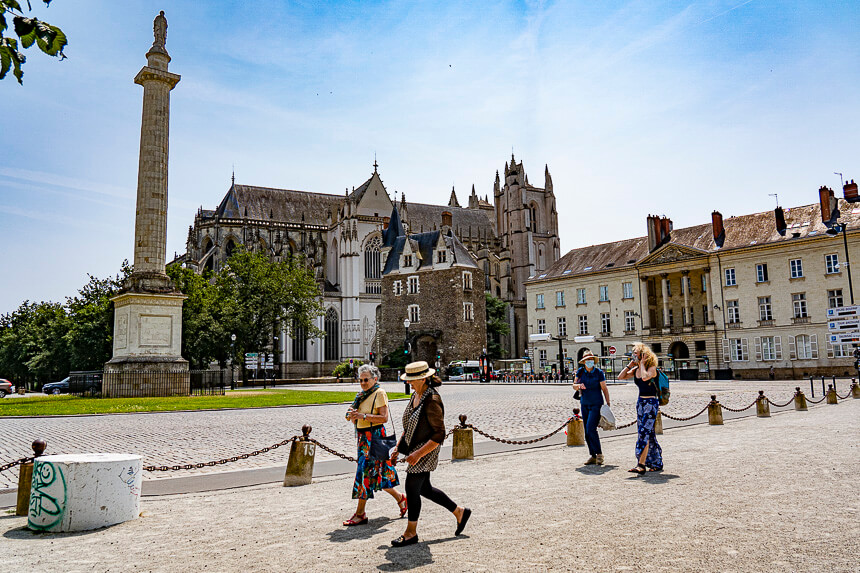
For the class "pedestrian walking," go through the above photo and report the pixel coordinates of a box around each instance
[572,350,610,465]
[390,361,471,547]
[618,343,663,474]
[343,364,407,526]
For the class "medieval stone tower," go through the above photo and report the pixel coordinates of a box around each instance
[494,154,560,357]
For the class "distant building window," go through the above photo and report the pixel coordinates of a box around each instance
[463,271,473,291]
[725,268,736,286]
[599,286,609,302]
[577,288,586,304]
[666,279,672,297]
[833,342,849,358]
[536,294,545,309]
[463,302,474,321]
[826,253,839,274]
[403,254,413,268]
[537,319,546,334]
[365,236,381,279]
[761,336,777,361]
[578,315,588,335]
[792,293,807,318]
[556,291,565,307]
[437,249,447,263]
[730,338,747,361]
[601,313,610,334]
[408,276,420,294]
[682,307,687,326]
[727,300,740,324]
[408,304,420,323]
[393,280,402,296]
[702,304,708,324]
[539,349,547,368]
[622,282,633,299]
[624,311,635,332]
[756,263,768,283]
[758,296,772,321]
[667,309,674,326]
[796,334,813,359]
[828,289,843,309]
[680,277,685,295]
[558,317,567,337]
[701,274,707,292]
[790,259,803,279]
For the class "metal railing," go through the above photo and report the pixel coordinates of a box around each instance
[69,369,227,397]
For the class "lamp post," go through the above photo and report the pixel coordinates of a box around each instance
[230,333,236,390]
[826,222,854,304]
[403,317,411,394]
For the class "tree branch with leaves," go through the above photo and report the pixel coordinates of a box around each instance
[1,0,67,84]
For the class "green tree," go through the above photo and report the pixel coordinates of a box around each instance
[0,300,69,389]
[485,293,511,359]
[166,263,226,369]
[1,0,67,84]
[214,247,324,366]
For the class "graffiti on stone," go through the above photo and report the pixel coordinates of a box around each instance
[28,461,67,531]
[118,465,141,497]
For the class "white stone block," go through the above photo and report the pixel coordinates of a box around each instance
[28,454,142,532]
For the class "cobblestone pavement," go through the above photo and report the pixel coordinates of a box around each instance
[0,378,846,489]
[2,391,857,572]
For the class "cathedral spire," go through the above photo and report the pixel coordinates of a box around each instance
[545,164,553,193]
[448,185,460,208]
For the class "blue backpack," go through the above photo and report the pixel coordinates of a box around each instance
[653,370,670,406]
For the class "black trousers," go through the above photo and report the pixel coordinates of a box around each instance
[404,471,457,522]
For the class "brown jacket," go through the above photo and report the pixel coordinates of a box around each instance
[397,392,446,455]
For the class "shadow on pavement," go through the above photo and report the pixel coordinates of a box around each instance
[574,464,619,475]
[626,472,680,484]
[376,535,464,571]
[326,516,397,542]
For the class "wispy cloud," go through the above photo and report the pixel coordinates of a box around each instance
[0,167,134,200]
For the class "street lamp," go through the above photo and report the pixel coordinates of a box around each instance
[826,222,855,304]
[403,317,411,394]
[230,333,236,390]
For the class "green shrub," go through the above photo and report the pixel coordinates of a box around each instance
[332,360,364,378]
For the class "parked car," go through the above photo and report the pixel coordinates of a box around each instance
[0,379,15,398]
[43,377,70,395]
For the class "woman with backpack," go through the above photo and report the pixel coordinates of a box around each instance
[618,343,663,474]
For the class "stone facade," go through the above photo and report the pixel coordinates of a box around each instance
[526,184,860,379]
[178,155,558,374]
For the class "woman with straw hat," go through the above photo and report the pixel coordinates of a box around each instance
[389,361,471,547]
[572,350,611,465]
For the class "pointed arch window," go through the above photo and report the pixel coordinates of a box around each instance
[324,308,339,361]
[365,236,382,279]
[291,320,307,362]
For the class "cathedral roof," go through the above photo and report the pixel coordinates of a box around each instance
[530,200,860,283]
[405,202,495,237]
[215,184,341,227]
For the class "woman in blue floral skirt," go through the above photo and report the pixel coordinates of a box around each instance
[618,343,663,474]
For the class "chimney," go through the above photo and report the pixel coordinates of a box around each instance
[441,211,453,230]
[712,211,725,248]
[774,207,786,236]
[382,216,390,230]
[660,216,672,243]
[647,215,660,252]
[844,179,859,203]
[819,186,839,227]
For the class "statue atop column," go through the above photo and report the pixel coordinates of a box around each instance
[153,11,167,50]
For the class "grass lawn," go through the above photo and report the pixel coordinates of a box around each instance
[0,389,410,417]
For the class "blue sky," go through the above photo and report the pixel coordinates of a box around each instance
[2,0,858,313]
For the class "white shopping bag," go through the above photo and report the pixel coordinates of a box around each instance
[598,404,616,431]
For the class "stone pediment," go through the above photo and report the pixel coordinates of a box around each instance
[638,243,708,267]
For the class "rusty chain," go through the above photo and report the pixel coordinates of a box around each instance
[767,396,796,408]
[0,456,33,474]
[615,419,637,430]
[836,390,853,400]
[466,417,572,445]
[143,436,299,472]
[719,399,758,413]
[305,438,358,463]
[805,395,826,404]
[661,404,710,422]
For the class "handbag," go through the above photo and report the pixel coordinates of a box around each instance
[366,393,398,461]
[598,404,616,431]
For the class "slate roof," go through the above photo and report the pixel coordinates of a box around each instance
[406,202,496,238]
[382,230,479,275]
[531,200,860,283]
[215,184,342,226]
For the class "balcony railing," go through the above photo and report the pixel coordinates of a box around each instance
[792,316,810,324]
[727,321,743,329]
[757,319,774,327]
[365,280,381,295]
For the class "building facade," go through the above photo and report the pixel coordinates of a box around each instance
[525,183,860,379]
[178,155,558,376]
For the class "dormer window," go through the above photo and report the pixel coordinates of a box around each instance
[437,250,447,263]
[403,254,413,268]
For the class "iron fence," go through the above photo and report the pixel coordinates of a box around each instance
[68,369,227,397]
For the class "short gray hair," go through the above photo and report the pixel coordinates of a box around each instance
[357,364,380,380]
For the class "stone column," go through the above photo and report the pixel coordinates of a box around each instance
[661,274,670,327]
[640,276,651,330]
[682,271,691,325]
[704,268,714,323]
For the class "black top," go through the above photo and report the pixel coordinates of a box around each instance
[633,374,657,398]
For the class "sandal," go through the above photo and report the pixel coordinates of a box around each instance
[628,463,646,475]
[343,513,368,526]
[647,467,663,472]
[391,534,419,547]
[397,495,408,518]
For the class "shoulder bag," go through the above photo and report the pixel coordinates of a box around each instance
[366,392,398,461]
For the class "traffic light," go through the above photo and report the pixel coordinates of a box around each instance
[436,352,441,362]
[368,351,375,363]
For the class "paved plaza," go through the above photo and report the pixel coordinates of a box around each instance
[0,379,847,490]
[1,387,857,572]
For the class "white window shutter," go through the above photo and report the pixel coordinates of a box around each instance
[754,337,762,361]
[741,338,749,361]
[827,341,834,359]
[722,338,731,362]
[810,334,819,359]
[775,336,782,360]
[788,336,796,360]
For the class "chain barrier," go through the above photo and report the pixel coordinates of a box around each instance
[143,437,299,472]
[835,390,852,400]
[0,457,33,474]
[615,419,637,430]
[466,417,572,446]
[305,438,357,463]
[660,404,710,422]
[720,399,758,413]
[805,395,826,404]
[767,396,795,408]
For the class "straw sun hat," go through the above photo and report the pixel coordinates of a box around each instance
[400,361,437,381]
[578,350,599,365]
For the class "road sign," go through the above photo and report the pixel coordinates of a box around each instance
[265,354,274,369]
[829,319,860,332]
[827,305,860,320]
[829,332,860,344]
[607,346,617,355]
[245,352,258,370]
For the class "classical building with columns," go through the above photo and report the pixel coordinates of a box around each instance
[177,155,560,377]
[525,182,860,379]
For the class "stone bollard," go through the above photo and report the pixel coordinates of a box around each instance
[284,425,316,487]
[794,387,808,411]
[756,391,770,418]
[852,379,860,399]
[16,439,46,517]
[708,395,724,425]
[28,453,142,532]
[451,415,474,461]
[566,409,585,446]
[826,384,838,405]
[655,411,663,435]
